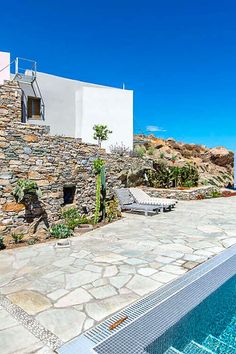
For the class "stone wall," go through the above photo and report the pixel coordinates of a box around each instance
[0,81,22,124]
[143,185,219,200]
[0,81,151,234]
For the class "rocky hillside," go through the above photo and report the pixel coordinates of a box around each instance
[134,135,234,188]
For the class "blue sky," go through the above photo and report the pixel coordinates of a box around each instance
[1,0,235,151]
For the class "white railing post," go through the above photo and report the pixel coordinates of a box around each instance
[15,57,19,76]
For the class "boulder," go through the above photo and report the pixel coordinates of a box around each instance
[209,147,234,167]
[127,168,154,187]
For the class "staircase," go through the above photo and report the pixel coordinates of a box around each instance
[164,315,236,354]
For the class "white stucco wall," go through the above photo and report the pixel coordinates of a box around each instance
[35,72,78,137]
[0,50,133,148]
[19,71,133,151]
[80,85,133,151]
[0,52,10,84]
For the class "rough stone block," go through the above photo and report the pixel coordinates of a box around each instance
[2,202,25,212]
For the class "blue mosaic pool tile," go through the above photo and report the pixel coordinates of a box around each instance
[203,334,236,354]
[220,316,236,348]
[183,341,215,354]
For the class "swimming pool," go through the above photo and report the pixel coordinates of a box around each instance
[146,274,236,353]
[58,245,236,354]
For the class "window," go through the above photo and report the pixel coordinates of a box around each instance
[27,97,41,119]
[63,185,76,205]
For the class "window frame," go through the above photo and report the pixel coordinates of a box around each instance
[27,96,41,120]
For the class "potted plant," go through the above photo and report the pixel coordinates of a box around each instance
[13,179,42,203]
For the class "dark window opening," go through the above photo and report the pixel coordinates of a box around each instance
[63,186,76,205]
[21,99,26,123]
[27,96,41,119]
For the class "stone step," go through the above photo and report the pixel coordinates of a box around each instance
[220,317,236,347]
[203,334,236,354]
[164,346,183,354]
[183,340,216,354]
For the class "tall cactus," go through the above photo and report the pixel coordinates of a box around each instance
[94,173,101,224]
[100,165,106,220]
[93,158,106,224]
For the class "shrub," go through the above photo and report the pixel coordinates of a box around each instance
[79,214,91,224]
[182,180,195,188]
[147,146,155,155]
[49,224,72,239]
[62,207,80,220]
[62,207,90,230]
[0,236,6,250]
[106,199,121,222]
[209,190,221,198]
[11,233,24,244]
[62,207,80,230]
[27,239,37,245]
[146,162,199,189]
[133,146,146,158]
[180,163,199,187]
[110,143,130,156]
[13,179,42,202]
[160,152,165,159]
[64,218,80,231]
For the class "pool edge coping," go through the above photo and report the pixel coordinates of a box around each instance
[57,244,236,354]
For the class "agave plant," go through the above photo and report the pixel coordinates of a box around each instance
[49,224,72,239]
[13,179,42,203]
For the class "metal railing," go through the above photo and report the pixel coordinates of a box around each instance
[14,57,37,83]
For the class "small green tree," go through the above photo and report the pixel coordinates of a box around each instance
[93,125,112,148]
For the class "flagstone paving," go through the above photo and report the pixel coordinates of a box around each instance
[0,197,236,353]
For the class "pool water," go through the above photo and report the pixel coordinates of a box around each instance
[146,274,236,354]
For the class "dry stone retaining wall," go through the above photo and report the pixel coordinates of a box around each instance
[0,81,152,234]
[143,185,219,200]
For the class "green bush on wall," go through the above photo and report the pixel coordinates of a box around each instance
[13,179,42,202]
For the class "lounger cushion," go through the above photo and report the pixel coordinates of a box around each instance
[129,188,177,206]
[116,188,134,205]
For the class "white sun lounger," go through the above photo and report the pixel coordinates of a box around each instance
[115,188,161,216]
[129,188,177,210]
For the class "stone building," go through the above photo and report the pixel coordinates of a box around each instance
[0,80,149,235]
[0,51,133,152]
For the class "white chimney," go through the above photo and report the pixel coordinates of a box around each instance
[0,51,10,84]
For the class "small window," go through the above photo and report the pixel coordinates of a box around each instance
[27,97,41,119]
[63,185,76,205]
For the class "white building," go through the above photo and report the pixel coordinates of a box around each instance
[0,51,133,151]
